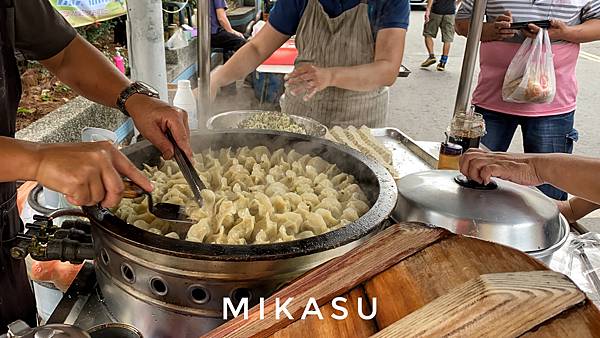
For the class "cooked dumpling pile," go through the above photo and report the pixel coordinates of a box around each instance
[115,146,370,245]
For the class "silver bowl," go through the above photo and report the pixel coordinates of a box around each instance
[206,110,328,137]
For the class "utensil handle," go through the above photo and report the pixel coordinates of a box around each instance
[454,175,498,190]
[122,179,146,199]
[580,250,600,296]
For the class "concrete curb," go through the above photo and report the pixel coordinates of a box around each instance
[16,96,128,143]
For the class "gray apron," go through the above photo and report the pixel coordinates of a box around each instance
[0,0,37,330]
[280,0,389,128]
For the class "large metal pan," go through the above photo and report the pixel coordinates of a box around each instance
[82,130,397,337]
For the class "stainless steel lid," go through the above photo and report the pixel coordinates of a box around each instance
[393,170,564,252]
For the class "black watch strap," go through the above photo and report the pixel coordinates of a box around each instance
[117,81,160,116]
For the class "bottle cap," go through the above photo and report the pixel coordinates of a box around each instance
[440,142,463,156]
[177,80,191,89]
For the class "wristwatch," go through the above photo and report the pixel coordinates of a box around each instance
[117,81,160,116]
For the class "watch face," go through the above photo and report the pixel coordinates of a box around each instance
[137,82,160,96]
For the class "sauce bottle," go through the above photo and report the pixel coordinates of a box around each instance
[437,135,463,170]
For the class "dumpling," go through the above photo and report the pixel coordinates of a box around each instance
[121,146,370,245]
[227,209,255,244]
[273,212,303,235]
[186,219,211,243]
[271,195,291,213]
[315,209,338,227]
[301,212,328,235]
[148,228,163,235]
[133,220,151,230]
[345,200,370,216]
[165,232,180,240]
[252,213,278,243]
[301,193,320,209]
[265,182,288,196]
[341,208,360,223]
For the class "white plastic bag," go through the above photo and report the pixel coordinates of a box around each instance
[166,28,188,50]
[502,29,556,104]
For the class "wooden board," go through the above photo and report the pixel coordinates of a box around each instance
[205,223,600,338]
[364,235,546,328]
[371,271,584,338]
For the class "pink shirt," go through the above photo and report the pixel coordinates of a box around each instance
[473,41,580,117]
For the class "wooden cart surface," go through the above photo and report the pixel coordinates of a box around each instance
[206,223,600,338]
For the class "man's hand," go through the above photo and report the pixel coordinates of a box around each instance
[481,11,517,42]
[231,30,245,39]
[425,9,431,23]
[524,19,570,40]
[32,141,153,207]
[284,64,333,101]
[459,149,545,186]
[125,94,193,160]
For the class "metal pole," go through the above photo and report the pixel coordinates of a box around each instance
[453,0,488,115]
[126,0,169,101]
[197,0,211,129]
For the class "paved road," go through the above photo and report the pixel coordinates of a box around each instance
[388,9,600,157]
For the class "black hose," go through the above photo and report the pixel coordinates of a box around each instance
[28,184,57,215]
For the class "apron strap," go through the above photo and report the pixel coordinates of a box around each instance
[0,191,18,248]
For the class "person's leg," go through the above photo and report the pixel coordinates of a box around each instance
[442,42,451,56]
[476,106,519,152]
[421,14,441,68]
[425,36,434,55]
[211,29,247,60]
[438,15,455,71]
[521,111,578,200]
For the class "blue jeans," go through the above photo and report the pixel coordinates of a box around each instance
[476,107,579,201]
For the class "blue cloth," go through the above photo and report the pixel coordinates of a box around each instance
[477,106,578,201]
[269,0,410,38]
[210,0,228,35]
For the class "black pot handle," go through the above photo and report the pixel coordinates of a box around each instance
[454,175,498,190]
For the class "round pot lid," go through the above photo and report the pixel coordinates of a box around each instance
[393,170,564,252]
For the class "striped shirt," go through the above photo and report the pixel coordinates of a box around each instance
[457,0,600,28]
[456,0,600,117]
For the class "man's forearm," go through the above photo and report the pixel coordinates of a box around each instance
[40,35,130,109]
[535,154,600,204]
[563,19,600,43]
[0,137,40,183]
[218,17,236,33]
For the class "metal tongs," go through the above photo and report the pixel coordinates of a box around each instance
[166,130,205,207]
[120,131,204,225]
[123,180,193,225]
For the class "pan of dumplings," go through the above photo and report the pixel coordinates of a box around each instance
[76,130,397,336]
